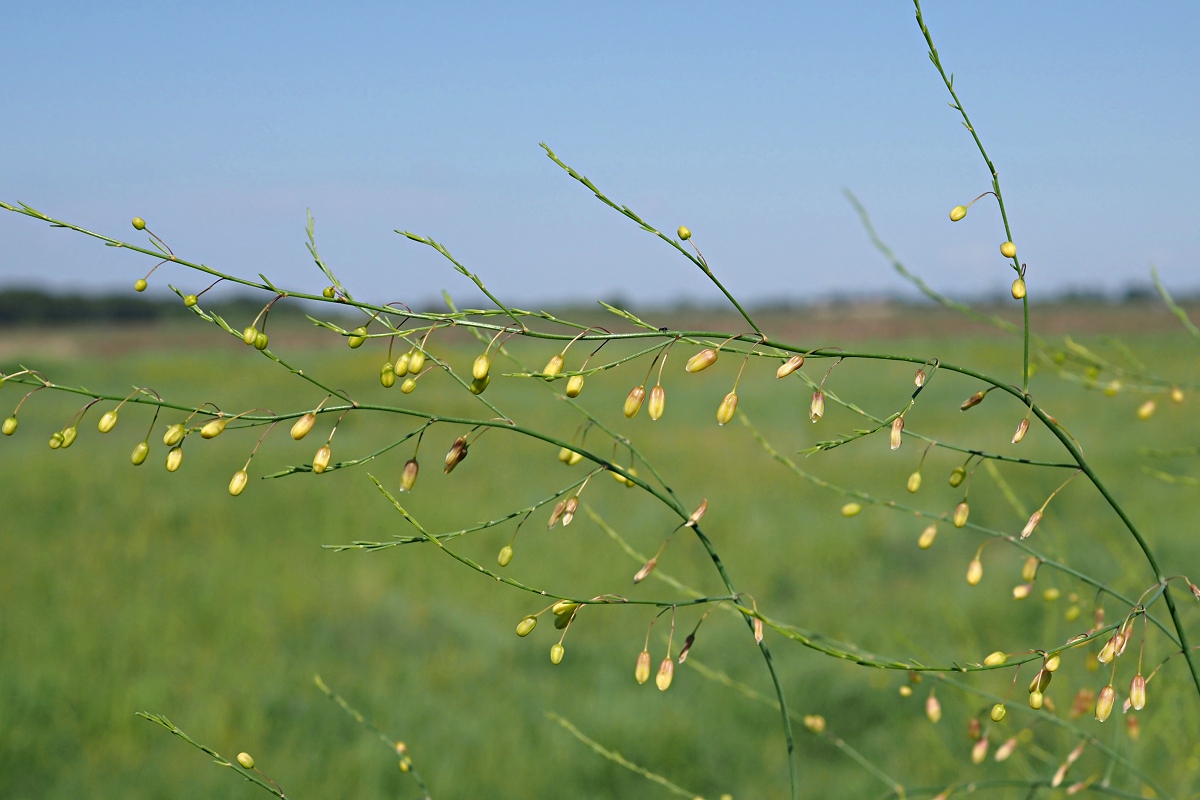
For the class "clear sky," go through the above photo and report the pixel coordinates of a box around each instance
[1,1,1197,308]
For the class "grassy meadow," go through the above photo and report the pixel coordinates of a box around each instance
[1,307,1198,799]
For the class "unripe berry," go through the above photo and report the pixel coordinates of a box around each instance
[776,354,804,379]
[907,472,922,493]
[393,352,410,377]
[515,616,537,637]
[635,650,652,684]
[716,390,737,426]
[98,409,118,433]
[565,374,584,397]
[497,545,513,567]
[841,502,862,517]
[242,326,258,345]
[291,412,316,440]
[1129,674,1146,710]
[407,349,425,373]
[399,458,419,492]
[254,332,269,351]
[1136,400,1156,420]
[543,354,564,378]
[229,469,248,496]
[469,374,490,395]
[677,226,691,240]
[656,657,674,691]
[1000,241,1017,259]
[685,348,717,373]
[163,423,185,446]
[949,205,967,222]
[166,446,183,472]
[550,643,564,664]
[60,426,77,448]
[948,466,965,487]
[381,363,396,388]
[132,217,147,230]
[201,418,228,439]
[1,416,16,436]
[966,558,983,586]
[623,385,646,418]
[184,294,198,307]
[472,353,491,381]
[648,385,666,421]
[1095,685,1115,722]
[131,441,149,465]
[134,278,148,292]
[953,501,969,528]
[401,378,417,393]
[1011,278,1026,300]
[918,524,937,549]
[348,327,368,348]
[990,703,1006,722]
[312,444,331,474]
[809,391,824,422]
[236,752,254,769]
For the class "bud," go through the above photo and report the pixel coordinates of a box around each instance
[656,657,674,691]
[1022,556,1040,582]
[1012,583,1032,599]
[1069,689,1094,719]
[949,205,967,222]
[953,502,969,528]
[561,496,578,526]
[635,650,651,684]
[131,441,149,465]
[291,412,316,440]
[565,374,584,397]
[1126,713,1140,740]
[348,327,368,348]
[558,447,574,464]
[163,423,186,446]
[134,278,148,292]
[1097,633,1122,664]
[468,353,491,381]
[254,332,269,351]
[1104,379,1121,397]
[1045,654,1061,672]
[984,651,1007,667]
[242,326,258,346]
[1028,690,1044,709]
[166,446,183,472]
[1095,685,1115,722]
[399,459,419,492]
[312,444,332,474]
[809,391,824,422]
[990,703,1006,722]
[994,737,1018,762]
[890,417,904,450]
[444,437,468,474]
[1127,674,1147,711]
[1011,418,1029,443]
[918,524,937,549]
[469,375,490,395]
[678,633,695,662]
[803,715,826,733]
[633,557,658,584]
[236,752,254,770]
[623,385,646,418]
[380,363,396,388]
[322,285,335,299]
[971,736,989,764]
[550,643,564,664]
[1000,241,1017,259]
[776,355,804,379]
[914,368,926,387]
[201,418,228,439]
[229,470,249,496]
[552,600,578,617]
[967,717,981,740]
[49,431,63,449]
[401,378,417,393]
[648,385,666,420]
[1020,510,1042,539]
[960,391,985,411]
[1,416,16,436]
[1044,588,1060,601]
[685,348,717,373]
[554,611,572,629]
[1051,763,1069,788]
[1136,400,1156,420]
[716,391,738,426]
[677,226,691,240]
[1030,669,1052,694]
[408,349,426,373]
[60,427,77,448]
[967,558,983,585]
[841,502,862,517]
[132,217,147,230]
[907,472,922,493]
[686,499,708,527]
[493,544,513,567]
[925,692,942,723]
[393,353,410,377]
[1170,386,1184,403]
[98,410,118,433]
[1065,604,1081,622]
[948,467,965,487]
[515,616,537,637]
[1011,277,1027,300]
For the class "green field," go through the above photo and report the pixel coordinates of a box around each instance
[2,314,1198,799]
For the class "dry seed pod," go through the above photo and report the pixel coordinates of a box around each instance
[776,355,804,379]
[623,385,646,418]
[803,715,826,733]
[237,752,254,770]
[967,558,984,586]
[497,545,513,567]
[131,441,149,465]
[380,363,396,388]
[399,458,419,492]
[312,444,332,474]
[841,502,862,517]
[890,417,904,450]
[472,353,491,381]
[163,423,186,446]
[201,418,228,439]
[1136,400,1156,420]
[291,412,316,440]
[918,524,937,549]
[960,391,985,411]
[686,499,708,527]
[565,374,584,397]
[716,391,738,426]
[1011,418,1029,443]
[648,385,666,420]
[633,557,657,584]
[990,703,1006,722]
[948,467,965,487]
[953,502,970,528]
[809,390,825,422]
[971,736,989,764]
[1095,685,1115,722]
[685,348,717,373]
[98,410,118,433]
[408,348,426,373]
[907,471,922,493]
[229,469,249,496]
[635,650,651,684]
[949,205,967,221]
[561,496,578,526]
[542,354,564,378]
[515,616,537,637]
[994,737,1018,762]
[925,692,942,723]
[1020,510,1042,539]
[656,657,674,691]
[1130,675,1146,710]
[393,353,410,377]
[166,446,183,472]
[550,643,565,664]
[547,500,567,529]
[1011,277,1027,300]
[1022,556,1040,582]
[1000,241,1017,259]
[444,437,468,474]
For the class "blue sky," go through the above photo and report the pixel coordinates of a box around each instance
[2,1,1197,307]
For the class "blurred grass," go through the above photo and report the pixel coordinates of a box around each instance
[1,321,1198,799]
